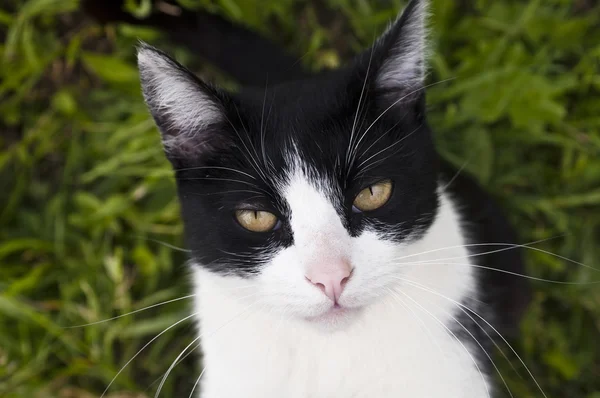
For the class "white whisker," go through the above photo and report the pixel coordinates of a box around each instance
[355,125,421,172]
[392,283,512,397]
[171,165,256,180]
[349,78,455,164]
[154,299,263,397]
[393,277,519,375]
[140,238,191,252]
[189,366,208,398]
[392,236,594,271]
[394,277,548,398]
[224,107,270,183]
[145,340,203,393]
[398,290,491,398]
[346,46,374,173]
[260,78,268,170]
[155,335,202,397]
[100,312,198,398]
[395,260,600,284]
[64,295,196,328]
[189,189,266,197]
[441,158,470,192]
[177,176,265,191]
[356,119,403,163]
[386,287,449,362]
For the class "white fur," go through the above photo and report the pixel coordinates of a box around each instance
[192,165,490,397]
[377,0,429,90]
[137,47,221,152]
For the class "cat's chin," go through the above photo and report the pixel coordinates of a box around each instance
[302,304,363,331]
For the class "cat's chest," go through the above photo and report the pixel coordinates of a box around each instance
[195,281,491,398]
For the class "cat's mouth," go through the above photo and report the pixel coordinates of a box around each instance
[304,303,362,327]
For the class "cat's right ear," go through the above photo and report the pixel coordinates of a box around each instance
[137,43,229,162]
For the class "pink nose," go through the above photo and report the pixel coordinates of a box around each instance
[305,260,352,303]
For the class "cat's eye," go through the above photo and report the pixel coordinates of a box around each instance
[353,180,393,212]
[235,210,279,232]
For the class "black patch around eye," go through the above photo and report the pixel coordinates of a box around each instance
[173,151,294,277]
[167,65,440,277]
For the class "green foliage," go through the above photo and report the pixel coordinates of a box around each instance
[1,0,599,397]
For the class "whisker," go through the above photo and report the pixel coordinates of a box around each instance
[100,312,198,398]
[147,297,262,395]
[441,158,471,192]
[350,78,455,164]
[155,335,202,397]
[234,104,271,182]
[394,261,600,284]
[171,166,256,180]
[404,240,600,274]
[177,176,271,196]
[355,125,421,172]
[347,289,437,397]
[188,189,266,197]
[385,287,449,363]
[398,290,491,398]
[392,283,513,397]
[260,78,269,172]
[346,46,374,172]
[216,248,261,259]
[393,277,520,374]
[263,84,277,172]
[439,300,512,397]
[177,176,259,187]
[189,366,207,398]
[224,107,270,184]
[394,277,547,398]
[64,295,196,328]
[154,299,263,397]
[133,237,191,253]
[145,340,203,393]
[355,119,402,162]
[391,236,563,265]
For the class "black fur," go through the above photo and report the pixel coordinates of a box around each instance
[83,0,308,86]
[138,39,439,278]
[86,0,530,387]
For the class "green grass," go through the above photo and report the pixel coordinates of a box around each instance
[1,0,599,397]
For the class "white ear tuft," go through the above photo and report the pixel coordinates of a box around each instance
[376,0,429,91]
[137,44,223,154]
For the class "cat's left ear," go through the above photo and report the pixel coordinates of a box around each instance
[366,0,429,98]
[137,43,232,164]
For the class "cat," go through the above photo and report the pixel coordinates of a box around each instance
[87,0,531,396]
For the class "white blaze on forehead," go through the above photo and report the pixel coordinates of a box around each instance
[282,168,349,259]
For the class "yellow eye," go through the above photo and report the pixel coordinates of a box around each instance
[353,180,393,212]
[235,210,279,232]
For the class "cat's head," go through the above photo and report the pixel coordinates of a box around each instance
[138,0,440,328]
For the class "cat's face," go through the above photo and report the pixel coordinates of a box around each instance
[139,0,438,328]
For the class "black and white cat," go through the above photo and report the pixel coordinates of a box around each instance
[89,0,531,396]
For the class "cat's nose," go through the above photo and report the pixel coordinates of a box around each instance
[305,260,352,303]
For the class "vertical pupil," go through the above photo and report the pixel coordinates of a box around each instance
[369,186,374,195]
[253,211,258,219]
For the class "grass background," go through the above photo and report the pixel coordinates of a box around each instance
[1,0,600,397]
